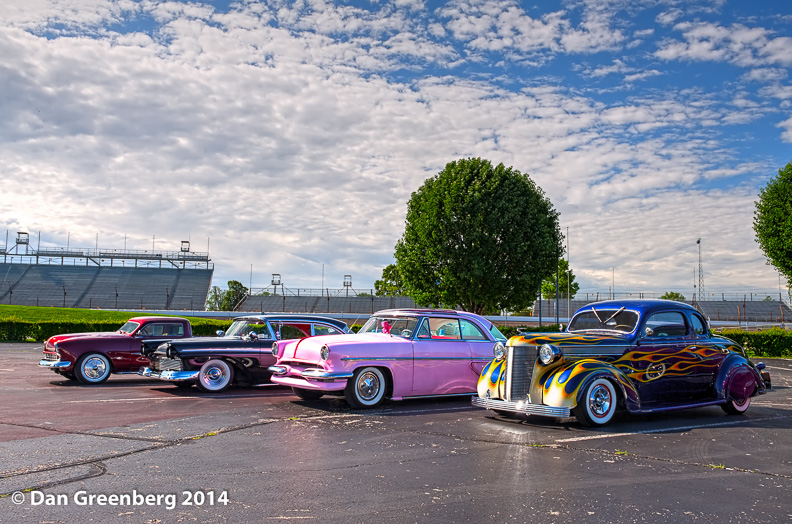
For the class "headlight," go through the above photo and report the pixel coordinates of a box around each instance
[493,342,506,361]
[539,344,561,365]
[271,341,278,357]
[320,345,330,361]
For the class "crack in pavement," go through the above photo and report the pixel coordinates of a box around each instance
[0,412,360,495]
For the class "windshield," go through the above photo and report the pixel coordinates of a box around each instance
[568,309,639,333]
[489,324,507,342]
[359,316,419,338]
[118,321,140,334]
[224,319,272,339]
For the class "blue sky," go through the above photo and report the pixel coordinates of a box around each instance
[1,0,790,299]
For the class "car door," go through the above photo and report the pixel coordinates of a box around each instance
[115,322,185,372]
[632,311,698,405]
[685,311,730,401]
[460,319,497,378]
[411,317,472,395]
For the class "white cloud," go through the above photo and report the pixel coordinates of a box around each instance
[656,22,792,68]
[0,0,787,297]
[778,115,792,143]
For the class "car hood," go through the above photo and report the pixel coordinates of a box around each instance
[510,332,632,347]
[48,332,128,345]
[281,332,407,362]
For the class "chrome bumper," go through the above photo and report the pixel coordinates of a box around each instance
[471,396,571,418]
[268,366,354,380]
[139,367,199,382]
[38,359,71,369]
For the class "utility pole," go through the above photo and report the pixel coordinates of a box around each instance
[697,238,705,302]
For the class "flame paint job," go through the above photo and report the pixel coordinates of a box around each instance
[475,299,768,417]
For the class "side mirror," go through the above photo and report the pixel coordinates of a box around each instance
[216,330,225,337]
[756,362,766,371]
[248,331,258,341]
[401,329,412,338]
[644,327,654,337]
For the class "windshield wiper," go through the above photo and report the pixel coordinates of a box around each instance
[603,306,625,324]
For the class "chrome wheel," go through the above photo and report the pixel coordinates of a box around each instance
[589,384,612,417]
[574,378,617,426]
[344,367,387,408]
[196,360,234,393]
[75,353,112,385]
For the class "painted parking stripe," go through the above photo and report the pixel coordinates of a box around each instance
[67,393,294,403]
[554,415,792,443]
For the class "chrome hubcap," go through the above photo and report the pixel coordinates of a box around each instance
[203,366,227,386]
[589,385,612,417]
[84,357,107,380]
[357,372,380,401]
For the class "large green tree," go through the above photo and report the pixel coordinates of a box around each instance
[220,280,249,311]
[374,264,405,296]
[205,286,223,311]
[394,157,563,314]
[659,291,686,302]
[541,258,580,299]
[754,161,792,288]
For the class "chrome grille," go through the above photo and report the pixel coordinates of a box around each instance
[43,352,59,361]
[508,346,536,400]
[153,358,183,372]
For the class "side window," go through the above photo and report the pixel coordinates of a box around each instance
[247,322,273,339]
[644,312,688,337]
[313,324,344,336]
[137,324,152,336]
[460,319,487,340]
[428,318,462,340]
[690,314,707,336]
[416,319,431,339]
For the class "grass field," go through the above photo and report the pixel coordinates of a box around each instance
[0,304,231,341]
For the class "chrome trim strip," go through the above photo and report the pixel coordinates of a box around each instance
[138,367,199,381]
[38,360,70,369]
[340,357,476,362]
[471,396,571,418]
[402,392,474,399]
[301,369,354,379]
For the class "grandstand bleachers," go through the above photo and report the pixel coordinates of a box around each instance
[235,294,418,314]
[533,298,792,323]
[0,264,213,310]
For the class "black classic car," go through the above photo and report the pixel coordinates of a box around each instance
[139,314,349,392]
[472,299,771,426]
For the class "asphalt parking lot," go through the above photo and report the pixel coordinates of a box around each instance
[2,342,791,523]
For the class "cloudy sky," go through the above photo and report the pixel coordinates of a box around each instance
[1,0,791,299]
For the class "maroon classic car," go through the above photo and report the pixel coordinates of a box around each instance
[39,317,192,384]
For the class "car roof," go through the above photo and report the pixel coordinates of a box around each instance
[372,309,491,324]
[233,314,348,328]
[128,316,189,322]
[574,299,698,317]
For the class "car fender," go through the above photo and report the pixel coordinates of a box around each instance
[539,360,639,411]
[715,354,765,401]
[477,358,506,399]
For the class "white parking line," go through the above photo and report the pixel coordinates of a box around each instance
[555,415,791,443]
[67,393,291,403]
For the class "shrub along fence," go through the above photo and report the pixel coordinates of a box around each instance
[0,319,232,342]
[718,328,792,358]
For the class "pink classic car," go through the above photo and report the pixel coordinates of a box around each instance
[268,309,507,408]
